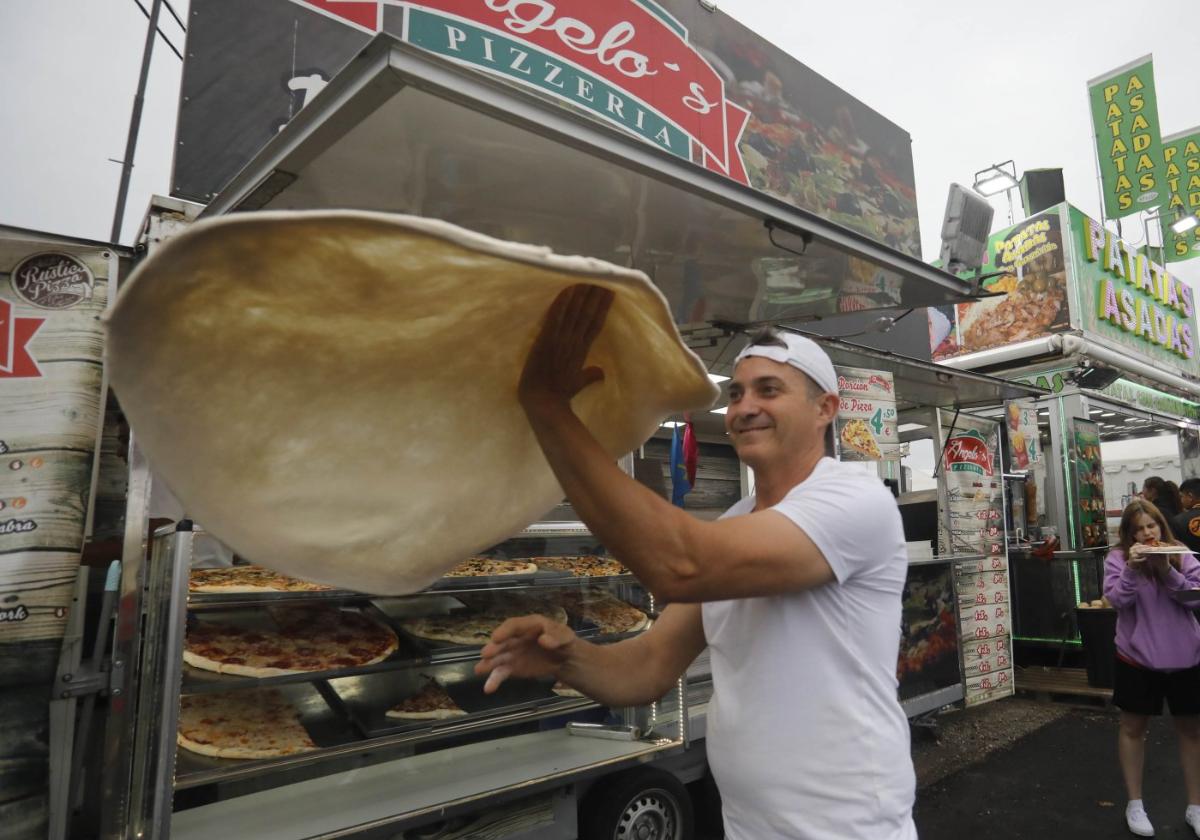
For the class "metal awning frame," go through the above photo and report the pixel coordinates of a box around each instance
[201,35,980,313]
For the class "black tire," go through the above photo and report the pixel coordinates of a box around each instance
[579,767,694,840]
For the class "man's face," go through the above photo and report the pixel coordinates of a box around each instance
[724,356,836,466]
[1183,490,1197,510]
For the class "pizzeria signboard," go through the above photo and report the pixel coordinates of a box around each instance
[174,0,922,256]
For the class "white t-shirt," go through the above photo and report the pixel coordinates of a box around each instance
[701,457,916,840]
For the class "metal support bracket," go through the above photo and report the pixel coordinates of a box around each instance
[566,723,642,742]
[54,664,110,700]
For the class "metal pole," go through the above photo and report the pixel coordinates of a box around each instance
[110,0,164,244]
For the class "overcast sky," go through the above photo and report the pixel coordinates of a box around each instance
[1,0,1197,287]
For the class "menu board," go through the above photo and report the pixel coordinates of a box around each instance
[937,411,1015,707]
[1005,399,1042,471]
[834,366,899,462]
[1071,418,1107,549]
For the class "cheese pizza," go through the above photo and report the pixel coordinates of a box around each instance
[184,607,398,677]
[532,555,627,577]
[398,601,568,647]
[177,689,316,759]
[443,557,539,578]
[554,590,649,635]
[189,565,334,593]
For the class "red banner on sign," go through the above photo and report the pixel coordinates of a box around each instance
[0,300,46,379]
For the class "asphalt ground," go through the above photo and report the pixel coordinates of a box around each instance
[915,706,1199,839]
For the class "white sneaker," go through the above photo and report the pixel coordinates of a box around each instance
[1126,800,1154,837]
[1185,805,1200,838]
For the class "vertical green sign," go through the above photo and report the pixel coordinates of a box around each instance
[1087,56,1166,217]
[1163,127,1200,263]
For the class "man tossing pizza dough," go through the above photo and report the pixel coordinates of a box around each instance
[477,290,916,840]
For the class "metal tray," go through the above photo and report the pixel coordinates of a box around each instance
[186,588,368,609]
[326,665,570,739]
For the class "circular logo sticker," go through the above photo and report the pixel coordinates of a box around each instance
[1189,518,1200,538]
[10,252,95,309]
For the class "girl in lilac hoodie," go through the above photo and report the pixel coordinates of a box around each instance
[1104,499,1200,837]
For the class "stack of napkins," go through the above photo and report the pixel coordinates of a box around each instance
[905,541,934,563]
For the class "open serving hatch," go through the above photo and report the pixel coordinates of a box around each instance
[202,35,980,350]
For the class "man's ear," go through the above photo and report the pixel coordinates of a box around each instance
[818,392,840,422]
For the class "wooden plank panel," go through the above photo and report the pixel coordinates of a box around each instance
[0,450,92,552]
[0,362,104,451]
[0,554,77,643]
[0,639,59,687]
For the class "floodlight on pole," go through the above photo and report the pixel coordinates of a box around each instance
[1145,207,1200,262]
[972,161,1020,197]
[1171,213,1199,235]
[972,160,1020,225]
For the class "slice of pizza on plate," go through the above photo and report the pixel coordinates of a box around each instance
[552,680,585,698]
[385,678,468,720]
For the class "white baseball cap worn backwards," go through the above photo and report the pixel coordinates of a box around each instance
[733,332,838,395]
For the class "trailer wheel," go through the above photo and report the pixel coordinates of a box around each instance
[579,767,694,840]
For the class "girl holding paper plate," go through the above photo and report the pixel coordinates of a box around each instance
[1104,499,1200,837]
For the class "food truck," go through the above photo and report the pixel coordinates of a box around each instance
[930,201,1200,665]
[1,2,1046,838]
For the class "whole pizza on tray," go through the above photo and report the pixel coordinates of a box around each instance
[398,599,568,646]
[177,689,316,759]
[189,565,334,593]
[554,590,650,634]
[184,606,399,677]
[443,557,539,578]
[533,555,627,577]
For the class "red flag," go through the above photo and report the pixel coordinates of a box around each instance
[683,417,699,488]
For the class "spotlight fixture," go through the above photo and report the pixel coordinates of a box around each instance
[972,161,1020,197]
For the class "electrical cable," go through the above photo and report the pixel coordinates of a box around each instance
[129,0,183,60]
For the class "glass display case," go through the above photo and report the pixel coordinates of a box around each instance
[113,513,686,839]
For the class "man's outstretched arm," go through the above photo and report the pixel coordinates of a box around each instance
[519,285,835,602]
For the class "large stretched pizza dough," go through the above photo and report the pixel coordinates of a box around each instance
[107,211,718,594]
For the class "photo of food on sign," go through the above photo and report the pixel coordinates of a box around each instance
[897,565,960,701]
[929,211,1068,361]
[1071,420,1108,549]
[689,15,921,257]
